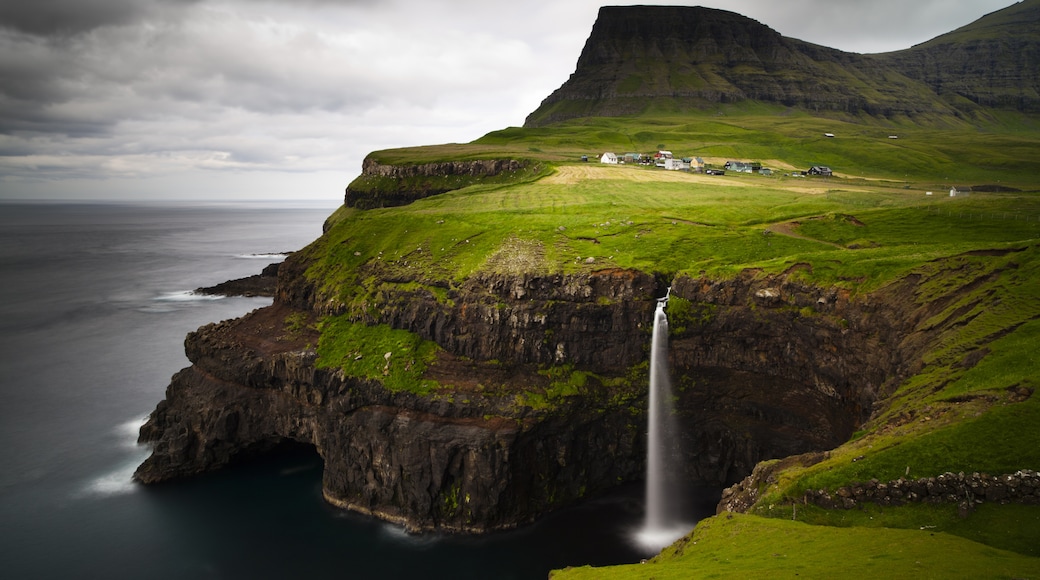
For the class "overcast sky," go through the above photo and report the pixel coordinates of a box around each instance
[0,0,1018,201]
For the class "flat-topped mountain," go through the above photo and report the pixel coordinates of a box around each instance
[525,1,1040,126]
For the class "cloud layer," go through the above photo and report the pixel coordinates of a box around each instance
[0,0,1016,200]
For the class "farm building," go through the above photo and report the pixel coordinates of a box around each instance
[807,165,833,176]
[600,152,618,164]
[725,161,761,174]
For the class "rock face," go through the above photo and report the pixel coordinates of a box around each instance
[344,158,528,209]
[137,240,974,533]
[524,2,1040,126]
[135,302,645,533]
[194,261,282,297]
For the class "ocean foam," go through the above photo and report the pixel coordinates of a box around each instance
[154,291,225,302]
[82,461,142,497]
[118,417,149,449]
[77,417,151,498]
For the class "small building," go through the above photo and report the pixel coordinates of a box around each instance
[807,165,833,177]
[950,186,971,197]
[623,153,643,164]
[824,133,835,138]
[724,161,761,174]
[600,152,618,165]
[664,158,690,171]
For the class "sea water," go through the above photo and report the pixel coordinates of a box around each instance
[0,201,717,579]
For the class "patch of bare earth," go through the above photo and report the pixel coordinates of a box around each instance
[481,236,547,274]
[766,221,845,249]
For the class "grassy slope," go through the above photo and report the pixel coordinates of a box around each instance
[551,512,1040,579]
[310,112,1040,575]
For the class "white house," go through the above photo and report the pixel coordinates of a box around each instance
[664,158,690,171]
[600,152,618,164]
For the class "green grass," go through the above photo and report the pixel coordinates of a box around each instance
[772,395,1040,500]
[763,502,1040,560]
[315,315,442,394]
[550,513,1040,579]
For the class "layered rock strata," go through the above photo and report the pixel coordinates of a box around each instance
[136,242,973,533]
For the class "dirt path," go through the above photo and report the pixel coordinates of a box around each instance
[765,221,846,249]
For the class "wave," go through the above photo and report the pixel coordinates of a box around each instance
[77,417,151,498]
[378,523,442,548]
[81,460,143,497]
[153,291,225,302]
[117,416,149,449]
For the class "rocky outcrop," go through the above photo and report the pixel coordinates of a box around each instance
[195,260,282,298]
[344,158,528,209]
[801,470,1040,514]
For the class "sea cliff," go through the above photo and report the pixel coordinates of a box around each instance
[134,239,994,532]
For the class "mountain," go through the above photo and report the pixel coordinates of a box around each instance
[525,2,1040,127]
[881,0,1040,112]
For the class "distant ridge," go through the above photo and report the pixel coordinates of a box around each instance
[882,0,1040,113]
[525,2,1040,126]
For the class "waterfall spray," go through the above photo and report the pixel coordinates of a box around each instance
[635,288,692,551]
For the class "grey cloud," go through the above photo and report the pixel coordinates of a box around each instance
[0,0,201,37]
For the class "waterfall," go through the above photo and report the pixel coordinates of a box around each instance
[635,290,692,551]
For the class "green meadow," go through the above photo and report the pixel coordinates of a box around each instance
[550,512,1040,579]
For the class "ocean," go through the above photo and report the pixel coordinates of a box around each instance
[0,201,716,579]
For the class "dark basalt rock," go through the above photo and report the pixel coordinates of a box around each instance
[195,261,282,298]
[134,303,645,533]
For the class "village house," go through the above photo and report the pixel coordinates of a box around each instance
[664,158,690,171]
[724,161,761,174]
[600,152,619,164]
[807,165,833,177]
[653,150,673,167]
